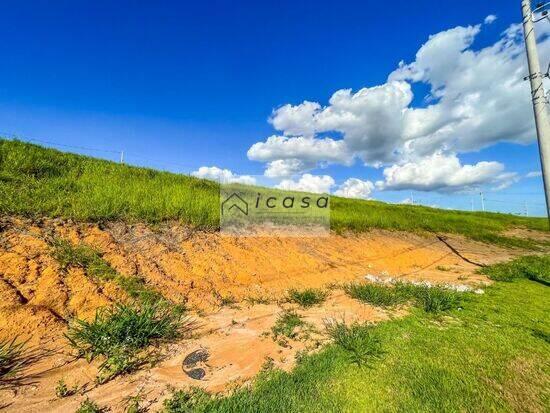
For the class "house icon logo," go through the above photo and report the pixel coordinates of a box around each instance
[221,193,249,215]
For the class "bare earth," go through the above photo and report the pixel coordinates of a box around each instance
[0,216,545,412]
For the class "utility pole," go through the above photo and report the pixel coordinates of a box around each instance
[525,201,529,216]
[480,191,485,212]
[120,150,124,164]
[522,0,550,223]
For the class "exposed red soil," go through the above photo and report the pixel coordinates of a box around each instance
[0,216,539,412]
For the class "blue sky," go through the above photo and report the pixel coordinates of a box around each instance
[0,0,547,215]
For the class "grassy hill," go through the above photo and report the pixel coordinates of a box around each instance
[0,139,546,247]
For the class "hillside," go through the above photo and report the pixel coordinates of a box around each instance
[0,139,546,247]
[0,138,549,412]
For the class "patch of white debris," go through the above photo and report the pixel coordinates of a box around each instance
[364,274,484,294]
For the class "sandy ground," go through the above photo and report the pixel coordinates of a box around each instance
[0,216,545,412]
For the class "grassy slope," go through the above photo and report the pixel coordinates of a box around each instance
[0,139,547,246]
[164,261,550,412]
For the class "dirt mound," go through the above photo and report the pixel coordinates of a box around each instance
[0,216,532,412]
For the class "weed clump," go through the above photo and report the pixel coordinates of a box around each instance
[344,283,406,307]
[394,283,463,313]
[50,238,162,302]
[345,281,464,313]
[288,288,328,308]
[271,311,305,339]
[0,338,28,380]
[55,378,77,398]
[66,301,193,382]
[76,398,103,413]
[50,239,117,281]
[325,320,383,366]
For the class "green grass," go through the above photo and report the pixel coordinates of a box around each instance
[345,281,464,313]
[479,254,550,285]
[0,139,546,247]
[76,398,103,413]
[0,337,28,380]
[51,238,163,302]
[395,283,464,313]
[271,311,305,339]
[324,320,383,366]
[162,257,550,412]
[345,282,408,307]
[287,288,328,308]
[66,301,193,382]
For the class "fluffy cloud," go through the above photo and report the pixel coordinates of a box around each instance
[247,135,351,166]
[247,18,547,192]
[388,22,541,156]
[376,153,517,192]
[484,15,497,24]
[191,166,256,185]
[275,174,335,194]
[334,178,374,199]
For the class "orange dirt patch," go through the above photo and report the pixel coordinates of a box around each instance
[0,216,535,412]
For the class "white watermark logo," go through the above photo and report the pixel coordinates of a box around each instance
[220,182,330,237]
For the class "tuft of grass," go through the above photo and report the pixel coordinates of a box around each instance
[50,238,162,302]
[55,378,77,398]
[344,283,407,307]
[163,387,212,412]
[76,398,103,413]
[325,320,383,366]
[1,139,546,247]
[0,337,28,380]
[288,288,328,308]
[394,283,463,313]
[50,238,117,281]
[345,281,463,313]
[271,311,305,339]
[219,294,238,307]
[66,301,193,382]
[479,255,550,285]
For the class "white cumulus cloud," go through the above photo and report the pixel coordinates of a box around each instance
[275,174,335,194]
[376,153,517,192]
[334,178,374,199]
[246,18,547,192]
[191,166,256,185]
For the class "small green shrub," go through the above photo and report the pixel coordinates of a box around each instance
[271,311,305,339]
[76,398,103,413]
[163,387,211,412]
[325,320,383,366]
[344,283,406,307]
[66,301,193,381]
[288,288,328,307]
[55,378,77,398]
[0,337,28,380]
[479,255,550,285]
